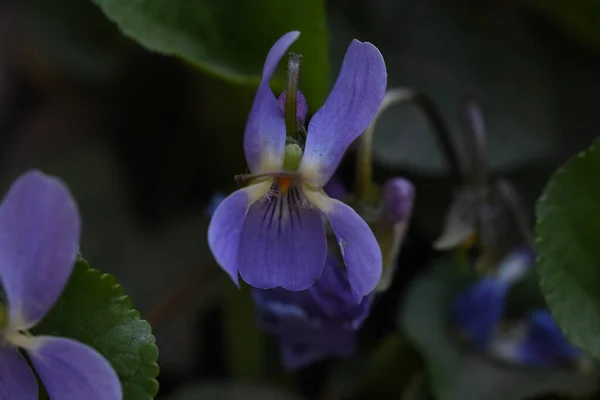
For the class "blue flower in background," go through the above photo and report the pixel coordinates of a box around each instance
[253,254,370,370]
[516,309,580,367]
[452,247,581,368]
[453,277,508,351]
[208,31,387,300]
[0,171,121,400]
[452,247,535,351]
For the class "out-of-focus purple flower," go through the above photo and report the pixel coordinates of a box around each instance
[383,178,415,224]
[252,254,370,370]
[209,31,387,300]
[452,247,534,350]
[376,177,415,292]
[453,278,508,350]
[0,171,121,400]
[516,309,580,367]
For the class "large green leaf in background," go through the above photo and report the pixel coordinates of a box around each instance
[536,138,600,360]
[92,0,330,108]
[400,260,598,400]
[33,257,159,400]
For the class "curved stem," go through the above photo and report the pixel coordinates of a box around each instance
[356,88,462,201]
[462,101,488,189]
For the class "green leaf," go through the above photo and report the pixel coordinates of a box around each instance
[33,257,159,400]
[536,138,600,360]
[91,0,330,107]
[400,260,598,400]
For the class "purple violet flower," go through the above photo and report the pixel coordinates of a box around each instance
[208,31,387,300]
[515,309,581,367]
[0,171,121,400]
[452,247,535,350]
[252,254,370,370]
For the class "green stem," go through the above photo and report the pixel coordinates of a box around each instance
[356,89,463,201]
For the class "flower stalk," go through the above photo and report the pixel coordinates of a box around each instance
[356,89,462,202]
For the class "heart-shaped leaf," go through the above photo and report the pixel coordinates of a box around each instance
[91,0,330,107]
[536,138,600,360]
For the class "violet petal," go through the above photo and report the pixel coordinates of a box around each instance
[244,32,299,174]
[0,346,37,399]
[383,178,415,223]
[238,187,327,291]
[208,183,271,285]
[516,309,580,366]
[27,336,122,400]
[0,171,80,330]
[305,189,382,301]
[452,278,507,350]
[299,40,386,186]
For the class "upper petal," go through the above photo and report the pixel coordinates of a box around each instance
[244,32,300,174]
[0,346,37,400]
[299,40,387,186]
[238,186,327,291]
[208,182,271,286]
[25,336,122,400]
[0,171,80,330]
[304,188,382,301]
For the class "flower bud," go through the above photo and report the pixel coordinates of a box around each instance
[383,178,415,223]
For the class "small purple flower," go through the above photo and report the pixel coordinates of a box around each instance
[452,247,534,350]
[453,277,508,350]
[208,31,387,300]
[0,171,121,399]
[515,309,580,367]
[253,254,370,370]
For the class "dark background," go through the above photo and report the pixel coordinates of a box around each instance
[1,0,599,398]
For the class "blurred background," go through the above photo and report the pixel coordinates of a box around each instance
[2,0,600,398]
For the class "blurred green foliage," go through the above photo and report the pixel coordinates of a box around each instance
[401,260,598,400]
[91,0,330,108]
